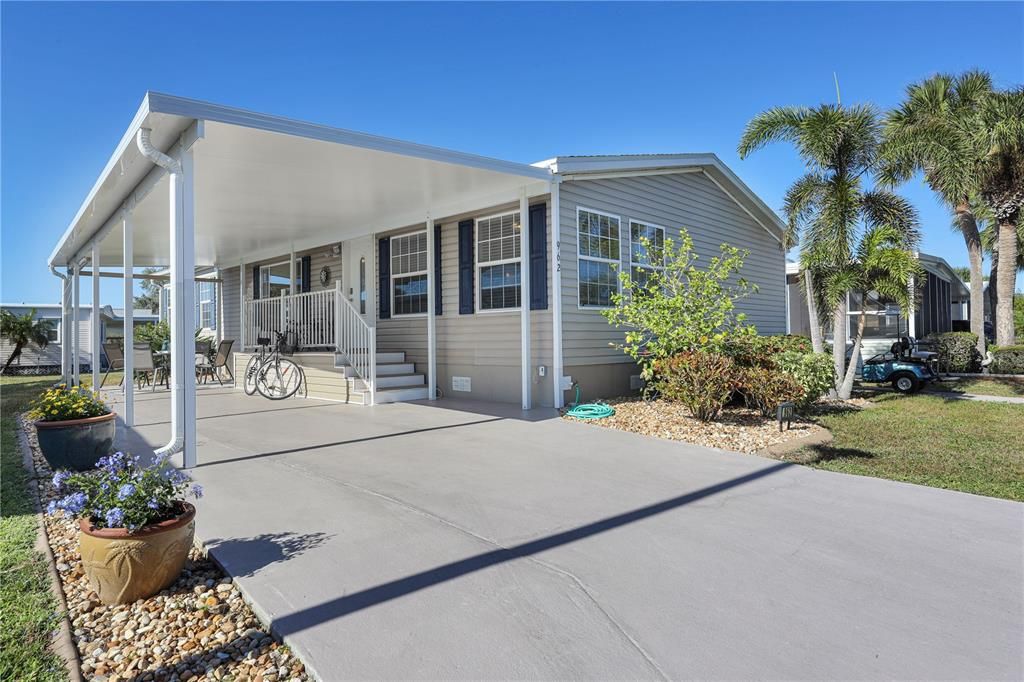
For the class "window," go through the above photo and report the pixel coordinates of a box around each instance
[577,208,621,307]
[391,231,428,316]
[196,281,216,330]
[629,220,665,286]
[260,261,297,298]
[47,324,59,343]
[476,211,522,311]
[847,290,906,338]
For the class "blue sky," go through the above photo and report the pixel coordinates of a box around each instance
[2,1,1022,305]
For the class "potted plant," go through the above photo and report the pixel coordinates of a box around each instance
[47,451,204,604]
[30,385,115,471]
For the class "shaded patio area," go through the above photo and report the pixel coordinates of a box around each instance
[102,387,1023,680]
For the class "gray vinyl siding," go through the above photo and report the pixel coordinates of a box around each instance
[559,171,787,368]
[376,198,555,406]
[220,266,241,356]
[0,307,92,370]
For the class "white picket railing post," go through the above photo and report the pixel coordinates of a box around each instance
[368,327,377,405]
[279,290,287,337]
[335,280,343,351]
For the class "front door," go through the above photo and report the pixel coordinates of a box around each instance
[344,235,375,326]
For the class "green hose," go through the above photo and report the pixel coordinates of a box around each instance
[565,383,615,420]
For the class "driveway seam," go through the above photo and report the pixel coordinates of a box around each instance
[273,456,671,680]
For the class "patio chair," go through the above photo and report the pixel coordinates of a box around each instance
[133,344,166,392]
[101,340,125,388]
[197,339,234,385]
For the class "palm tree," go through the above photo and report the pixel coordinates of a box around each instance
[831,226,921,398]
[974,87,1024,345]
[880,70,993,357]
[0,308,54,374]
[739,104,920,392]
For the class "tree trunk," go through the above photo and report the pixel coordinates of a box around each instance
[832,297,848,394]
[995,218,1018,346]
[1,343,24,374]
[956,203,986,356]
[988,251,999,339]
[837,300,867,400]
[804,268,824,353]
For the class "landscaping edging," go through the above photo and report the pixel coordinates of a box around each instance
[756,427,833,458]
[16,418,84,682]
[20,416,313,682]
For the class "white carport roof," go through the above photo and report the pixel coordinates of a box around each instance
[49,92,552,268]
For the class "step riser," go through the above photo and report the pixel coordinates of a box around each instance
[374,374,425,388]
[374,387,430,403]
[335,351,405,366]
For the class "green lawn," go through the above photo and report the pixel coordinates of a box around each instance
[925,377,1024,398]
[785,393,1024,502]
[0,376,67,681]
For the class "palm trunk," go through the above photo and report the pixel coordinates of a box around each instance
[804,268,824,353]
[837,298,867,400]
[1,343,24,374]
[956,203,986,356]
[995,218,1018,346]
[988,251,999,338]
[832,297,848,394]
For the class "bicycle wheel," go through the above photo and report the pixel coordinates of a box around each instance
[256,358,303,400]
[243,355,262,395]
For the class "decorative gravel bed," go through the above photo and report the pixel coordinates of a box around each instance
[563,397,845,454]
[21,417,311,682]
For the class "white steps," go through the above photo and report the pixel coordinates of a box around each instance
[333,350,429,404]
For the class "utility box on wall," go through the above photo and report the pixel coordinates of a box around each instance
[452,376,471,392]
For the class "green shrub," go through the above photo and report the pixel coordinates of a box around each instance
[774,351,835,407]
[725,335,813,368]
[654,351,737,422]
[990,345,1024,375]
[737,366,806,417]
[926,332,981,373]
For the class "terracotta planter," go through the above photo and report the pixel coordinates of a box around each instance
[78,503,196,604]
[34,412,116,471]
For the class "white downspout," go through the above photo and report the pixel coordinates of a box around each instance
[137,127,195,463]
[50,265,71,385]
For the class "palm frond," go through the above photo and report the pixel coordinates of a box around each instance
[737,106,808,159]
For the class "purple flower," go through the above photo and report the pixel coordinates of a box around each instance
[117,484,136,500]
[147,498,161,510]
[105,507,125,528]
[52,471,70,491]
[190,484,204,499]
[46,500,58,515]
[59,492,88,515]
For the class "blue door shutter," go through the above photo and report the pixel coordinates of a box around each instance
[529,203,548,310]
[378,237,391,320]
[300,256,312,293]
[252,265,261,299]
[434,223,443,316]
[458,219,474,314]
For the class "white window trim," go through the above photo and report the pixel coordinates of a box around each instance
[475,210,523,314]
[390,229,429,318]
[628,219,666,279]
[576,206,622,310]
[259,258,300,297]
[199,300,214,329]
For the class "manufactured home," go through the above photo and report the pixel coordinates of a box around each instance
[47,93,786,466]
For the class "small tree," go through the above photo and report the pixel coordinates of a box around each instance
[134,268,164,314]
[1,309,54,374]
[602,228,758,380]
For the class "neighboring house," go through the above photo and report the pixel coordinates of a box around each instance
[47,93,787,421]
[786,251,972,363]
[0,303,157,374]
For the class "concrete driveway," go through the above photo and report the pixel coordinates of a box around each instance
[109,387,1023,680]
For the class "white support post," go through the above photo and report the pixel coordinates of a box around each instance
[550,180,564,409]
[907,275,917,339]
[123,213,134,426]
[520,190,531,410]
[426,216,437,401]
[72,263,80,385]
[215,275,223,345]
[91,242,101,390]
[60,268,72,385]
[280,290,287,337]
[334,279,343,351]
[239,258,246,350]
[289,245,297,296]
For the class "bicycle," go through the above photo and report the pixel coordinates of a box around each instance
[247,330,305,400]
[242,336,272,395]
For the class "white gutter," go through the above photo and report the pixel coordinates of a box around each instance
[49,265,72,385]
[136,128,186,461]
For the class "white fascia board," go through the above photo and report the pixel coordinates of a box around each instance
[147,92,552,181]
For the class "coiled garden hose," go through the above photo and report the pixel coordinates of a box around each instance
[564,383,615,420]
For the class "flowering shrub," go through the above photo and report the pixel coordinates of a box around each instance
[736,366,806,417]
[28,385,110,422]
[47,451,202,532]
[654,351,738,422]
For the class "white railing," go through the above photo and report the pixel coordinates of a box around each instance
[335,280,377,404]
[245,296,283,348]
[284,289,336,349]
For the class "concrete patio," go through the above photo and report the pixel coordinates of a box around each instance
[104,386,1023,681]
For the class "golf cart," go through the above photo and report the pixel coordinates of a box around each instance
[861,336,939,394]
